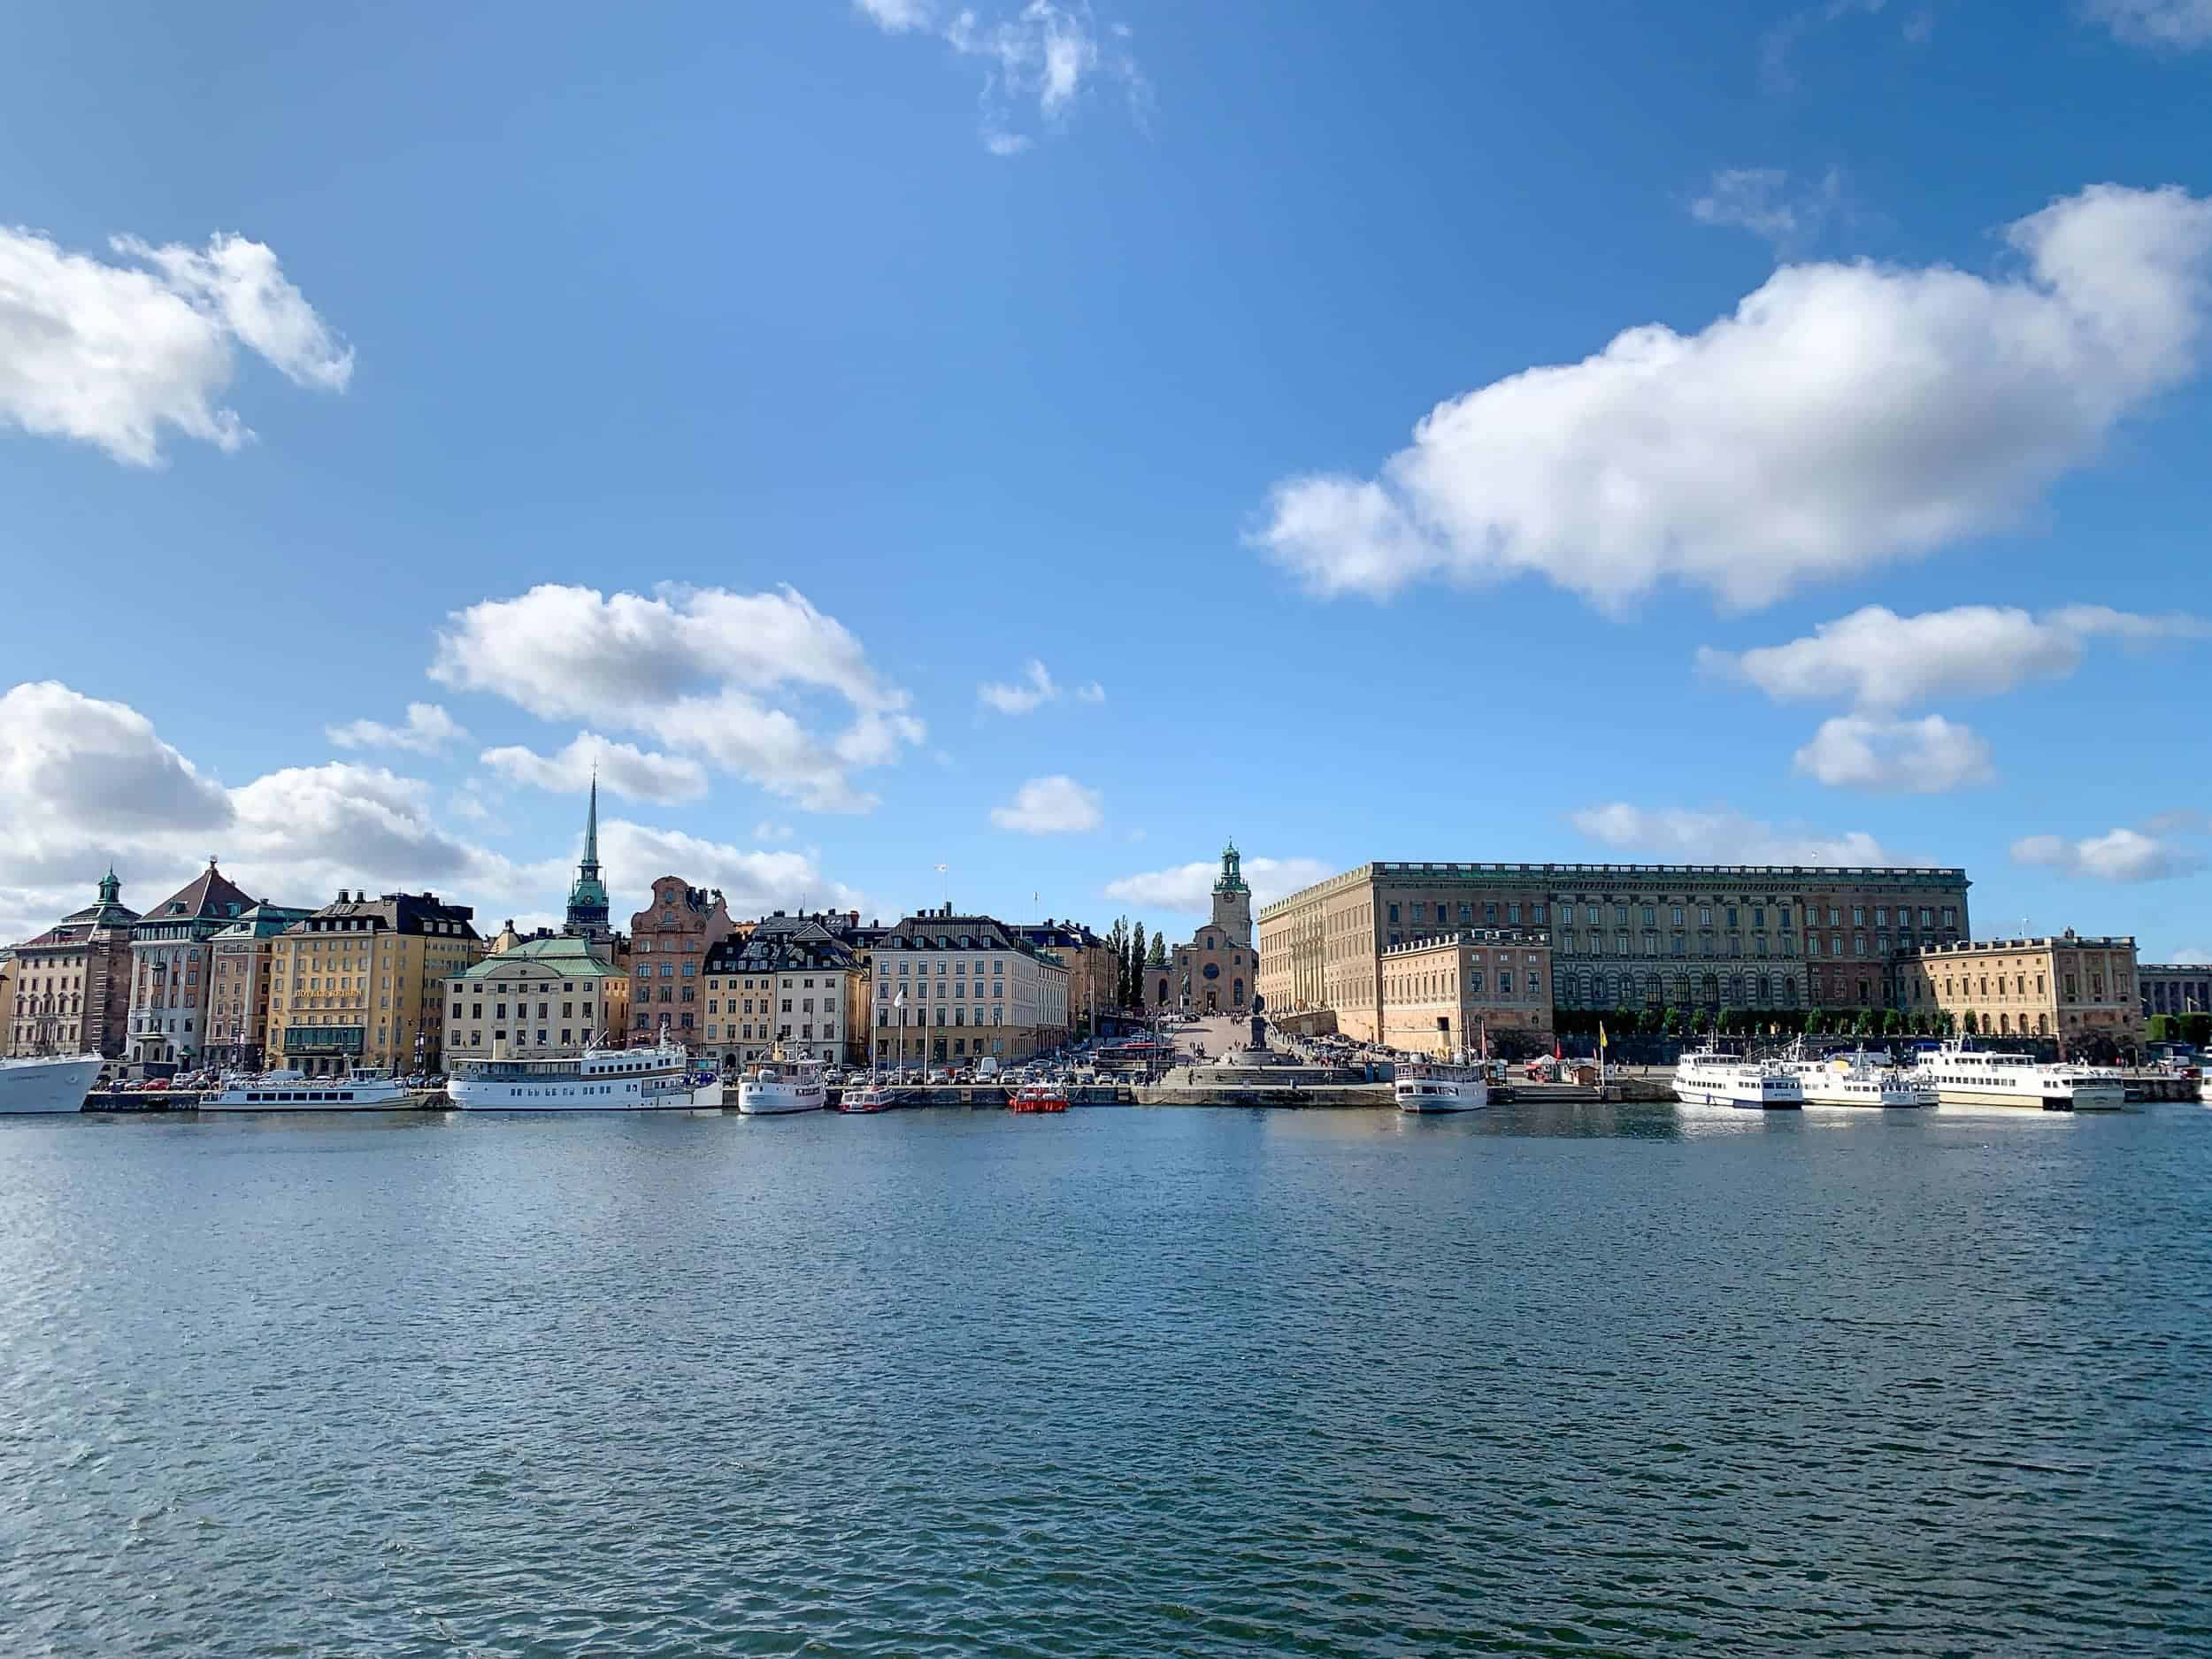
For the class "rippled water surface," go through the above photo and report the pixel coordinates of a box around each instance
[4,1101,2210,1657]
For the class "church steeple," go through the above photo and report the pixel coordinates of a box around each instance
[563,769,611,948]
[97,866,121,906]
[1210,835,1253,947]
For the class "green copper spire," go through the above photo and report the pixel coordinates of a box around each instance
[582,767,600,875]
[564,768,611,940]
[1215,838,1248,895]
[97,866,121,905]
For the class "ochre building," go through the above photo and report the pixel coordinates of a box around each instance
[1377,928,1555,1054]
[1900,933,2140,1051]
[443,934,630,1065]
[6,871,139,1059]
[1146,842,1258,1016]
[267,890,483,1076]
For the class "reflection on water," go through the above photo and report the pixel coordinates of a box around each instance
[3,1103,2208,1657]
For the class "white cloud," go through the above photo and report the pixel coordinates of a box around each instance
[429,583,924,813]
[1571,802,1925,867]
[2164,947,2212,964]
[0,682,233,856]
[1792,714,1993,792]
[1701,603,2208,711]
[480,732,708,804]
[2011,827,2208,881]
[595,820,863,919]
[326,702,468,756]
[2086,1,2212,49]
[1256,184,2212,611]
[989,774,1103,833]
[0,227,350,465]
[753,820,795,842]
[852,0,1147,153]
[1105,855,1333,912]
[979,659,1059,714]
[1075,680,1106,703]
[1689,167,1848,247]
[1760,0,1893,94]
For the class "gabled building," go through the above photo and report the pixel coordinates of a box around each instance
[626,874,734,1043]
[868,908,1070,1069]
[442,934,630,1066]
[702,916,863,1067]
[127,859,260,1069]
[206,902,315,1069]
[1147,841,1258,1017]
[7,870,139,1058]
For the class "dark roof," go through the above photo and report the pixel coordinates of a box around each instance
[706,929,859,975]
[1010,919,1104,949]
[873,911,1056,964]
[282,890,480,939]
[141,863,257,926]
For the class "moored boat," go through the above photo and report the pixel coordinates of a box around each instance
[203,1067,414,1111]
[1786,1046,1924,1109]
[838,1080,902,1113]
[1394,1057,1488,1113]
[1909,1041,2125,1111]
[1008,1079,1068,1113]
[738,1053,827,1115]
[449,1041,703,1111]
[1672,1046,1803,1110]
[0,1054,104,1115]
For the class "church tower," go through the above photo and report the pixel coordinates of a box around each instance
[1210,838,1252,947]
[562,772,612,948]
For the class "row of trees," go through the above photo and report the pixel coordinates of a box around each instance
[2147,1012,2212,1047]
[1551,1006,1963,1040]
[1102,917,1171,1013]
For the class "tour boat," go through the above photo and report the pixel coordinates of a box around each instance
[1394,1057,1489,1113]
[0,1053,104,1115]
[737,1053,827,1115]
[1671,1046,1804,1110]
[1008,1079,1068,1113]
[449,1041,704,1111]
[1909,1041,2125,1111]
[1786,1047,1924,1110]
[838,1080,902,1113]
[203,1067,416,1111]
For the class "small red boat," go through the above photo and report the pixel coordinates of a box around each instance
[1007,1080,1068,1114]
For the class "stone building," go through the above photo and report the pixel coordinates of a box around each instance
[6,871,139,1058]
[703,918,864,1068]
[1258,860,1971,1033]
[127,860,260,1069]
[206,902,314,1069]
[869,908,1070,1068]
[442,934,630,1065]
[1146,842,1259,1016]
[1377,928,1555,1054]
[1010,918,1115,1035]
[2139,964,2212,1021]
[266,890,483,1076]
[626,877,734,1046]
[1900,933,2141,1052]
[0,954,13,1052]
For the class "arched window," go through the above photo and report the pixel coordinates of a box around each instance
[1784,979,1800,1006]
[1755,975,1771,1006]
[1727,974,1745,1005]
[1700,973,1719,1006]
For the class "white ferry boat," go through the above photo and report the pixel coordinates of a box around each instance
[837,1080,902,1113]
[202,1067,413,1111]
[1672,1046,1803,1110]
[1394,1057,1489,1113]
[737,1053,826,1116]
[1786,1048,1924,1110]
[1909,1041,2125,1111]
[0,1054,104,1115]
[449,1041,703,1111]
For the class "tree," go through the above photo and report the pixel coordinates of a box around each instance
[1662,1006,1684,1037]
[1131,922,1148,1006]
[1881,1009,1906,1038]
[1638,1005,1663,1035]
[2147,1014,2177,1044]
[2182,1012,2212,1048]
[1145,932,1168,969]
[1962,1010,1978,1035]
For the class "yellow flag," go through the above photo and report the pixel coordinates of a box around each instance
[1599,1021,1608,1050]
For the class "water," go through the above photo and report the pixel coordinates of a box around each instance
[4,1101,2209,1658]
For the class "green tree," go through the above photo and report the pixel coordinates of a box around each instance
[1662,1006,1684,1037]
[1145,932,1168,969]
[1638,1005,1664,1036]
[2147,1014,2177,1044]
[1718,1006,1745,1037]
[2182,1012,2212,1048]
[1962,1010,1978,1035]
[1130,922,1148,1006]
[1881,1009,1906,1038]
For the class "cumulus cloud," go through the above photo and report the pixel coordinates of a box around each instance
[430,583,924,813]
[326,702,468,756]
[2086,1,2212,49]
[1571,802,1926,868]
[0,227,350,465]
[989,774,1103,833]
[1256,184,2212,611]
[595,820,863,918]
[851,0,1147,154]
[2011,827,2207,881]
[0,681,233,853]
[1701,603,2208,711]
[479,732,709,804]
[1792,714,1993,792]
[2165,946,2212,964]
[1105,855,1333,912]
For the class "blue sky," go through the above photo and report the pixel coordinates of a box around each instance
[2,0,2208,960]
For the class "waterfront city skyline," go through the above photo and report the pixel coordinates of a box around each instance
[4,4,2210,962]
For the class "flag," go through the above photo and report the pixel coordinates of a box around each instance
[1599,1021,1608,1051]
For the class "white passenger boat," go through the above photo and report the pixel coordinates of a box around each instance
[1909,1041,2125,1111]
[1672,1046,1803,1110]
[838,1079,902,1113]
[202,1067,414,1111]
[0,1054,104,1115]
[448,1041,703,1111]
[1394,1057,1489,1113]
[1786,1047,1924,1110]
[737,1053,826,1116]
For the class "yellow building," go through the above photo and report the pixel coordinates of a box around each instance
[1900,933,2140,1054]
[442,934,629,1064]
[1379,928,1555,1054]
[206,903,313,1069]
[266,889,484,1076]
